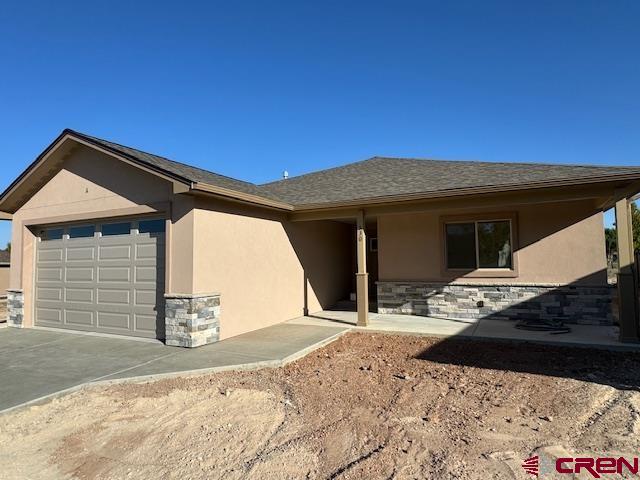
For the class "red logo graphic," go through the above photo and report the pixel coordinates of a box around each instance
[521,454,640,478]
[522,455,539,477]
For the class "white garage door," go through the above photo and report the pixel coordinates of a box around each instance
[34,218,166,339]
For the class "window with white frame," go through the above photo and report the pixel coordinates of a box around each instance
[445,219,512,270]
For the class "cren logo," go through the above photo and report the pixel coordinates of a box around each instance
[522,455,539,477]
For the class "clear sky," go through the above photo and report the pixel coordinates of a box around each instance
[1,0,638,247]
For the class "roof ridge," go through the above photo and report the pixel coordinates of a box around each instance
[370,155,637,170]
[66,129,259,187]
[260,157,378,186]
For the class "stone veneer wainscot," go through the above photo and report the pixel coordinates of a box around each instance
[6,289,24,327]
[377,281,614,326]
[165,293,221,347]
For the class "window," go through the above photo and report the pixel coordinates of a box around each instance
[101,222,131,236]
[69,225,95,238]
[369,237,378,252]
[41,228,64,240]
[138,219,165,234]
[445,223,476,269]
[445,220,512,270]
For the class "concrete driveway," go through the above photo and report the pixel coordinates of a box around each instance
[0,323,346,412]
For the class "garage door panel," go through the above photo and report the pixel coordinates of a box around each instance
[135,266,158,282]
[66,246,95,261]
[65,309,94,326]
[97,289,130,305]
[38,248,63,262]
[37,267,63,282]
[134,314,157,333]
[98,266,131,283]
[66,267,94,282]
[36,218,165,339]
[65,288,94,303]
[99,245,131,260]
[97,312,130,330]
[135,243,158,260]
[135,289,157,306]
[37,308,62,323]
[37,287,62,301]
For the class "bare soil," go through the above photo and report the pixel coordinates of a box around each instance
[2,332,640,479]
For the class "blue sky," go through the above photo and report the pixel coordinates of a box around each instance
[1,0,638,247]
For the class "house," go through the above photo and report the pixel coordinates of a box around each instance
[0,249,9,297]
[1,129,639,347]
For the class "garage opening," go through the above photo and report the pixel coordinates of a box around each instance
[34,217,166,339]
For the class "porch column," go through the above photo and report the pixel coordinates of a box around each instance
[356,210,369,326]
[615,198,639,342]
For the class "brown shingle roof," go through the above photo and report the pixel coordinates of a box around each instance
[260,156,640,206]
[53,130,640,208]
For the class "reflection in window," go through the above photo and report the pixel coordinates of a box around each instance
[445,220,513,270]
[478,221,512,268]
[138,219,165,234]
[102,222,131,236]
[69,225,95,238]
[42,228,64,240]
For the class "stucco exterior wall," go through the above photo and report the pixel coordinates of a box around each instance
[378,199,607,286]
[0,266,9,295]
[194,199,352,340]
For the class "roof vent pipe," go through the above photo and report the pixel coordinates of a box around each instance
[282,170,289,180]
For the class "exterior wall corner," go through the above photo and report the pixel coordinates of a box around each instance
[164,293,221,347]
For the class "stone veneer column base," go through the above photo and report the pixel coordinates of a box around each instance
[6,289,24,328]
[165,293,221,348]
[377,282,614,326]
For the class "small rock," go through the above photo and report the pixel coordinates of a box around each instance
[485,451,515,461]
[539,415,553,422]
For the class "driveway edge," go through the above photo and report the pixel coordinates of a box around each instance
[0,328,348,416]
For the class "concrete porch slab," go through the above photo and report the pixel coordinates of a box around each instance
[0,323,347,413]
[289,310,632,350]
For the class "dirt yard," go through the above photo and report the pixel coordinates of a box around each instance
[2,332,640,479]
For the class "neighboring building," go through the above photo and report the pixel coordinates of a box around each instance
[0,129,639,347]
[0,249,9,296]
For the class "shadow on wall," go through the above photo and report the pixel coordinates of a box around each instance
[284,220,353,315]
[415,335,640,391]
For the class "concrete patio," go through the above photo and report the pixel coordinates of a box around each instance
[0,322,347,413]
[289,310,631,349]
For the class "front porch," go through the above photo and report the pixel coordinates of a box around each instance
[293,182,640,346]
[288,310,629,350]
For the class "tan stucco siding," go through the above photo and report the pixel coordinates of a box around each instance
[0,266,9,295]
[193,200,352,340]
[378,199,607,285]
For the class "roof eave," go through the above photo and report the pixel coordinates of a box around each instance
[191,182,294,211]
[0,130,193,214]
